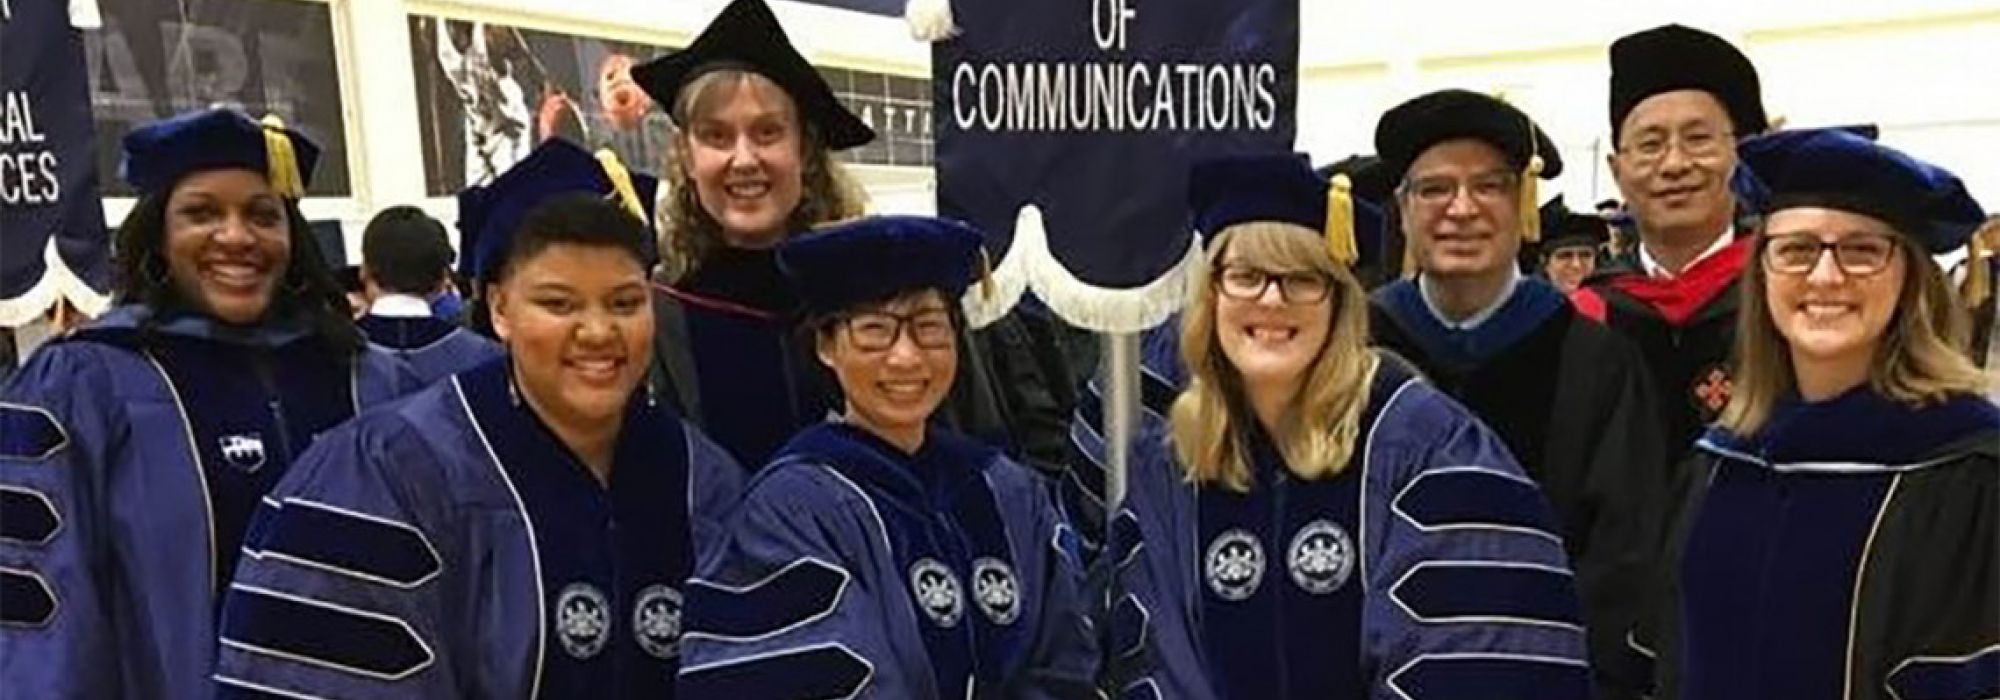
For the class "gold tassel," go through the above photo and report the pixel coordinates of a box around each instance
[593,149,647,222]
[1325,174,1358,266]
[1519,154,1544,243]
[259,115,303,199]
[977,249,996,301]
[1966,231,1992,310]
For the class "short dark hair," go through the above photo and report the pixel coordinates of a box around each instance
[495,193,651,283]
[361,206,453,295]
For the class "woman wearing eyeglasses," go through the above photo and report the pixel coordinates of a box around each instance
[1105,154,1587,700]
[1628,128,1998,700]
[677,216,1098,698]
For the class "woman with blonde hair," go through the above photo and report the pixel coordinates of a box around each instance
[1629,128,1998,700]
[632,0,1076,482]
[1107,153,1588,699]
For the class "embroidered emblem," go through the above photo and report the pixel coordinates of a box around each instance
[633,585,682,660]
[1288,519,1355,595]
[1692,364,1734,418]
[1204,529,1265,601]
[908,558,964,628]
[555,582,611,659]
[218,433,267,473]
[971,557,1020,625]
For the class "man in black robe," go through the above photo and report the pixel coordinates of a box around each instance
[1365,89,1670,694]
[1573,24,1771,455]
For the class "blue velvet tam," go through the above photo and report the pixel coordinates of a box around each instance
[456,139,660,282]
[1191,153,1327,236]
[1187,152,1382,266]
[1738,127,1987,253]
[631,0,874,151]
[777,215,985,317]
[119,108,319,198]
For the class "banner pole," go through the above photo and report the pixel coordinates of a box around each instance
[1100,332,1140,514]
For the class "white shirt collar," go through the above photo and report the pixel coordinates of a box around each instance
[1418,266,1521,332]
[368,294,434,319]
[1641,226,1735,279]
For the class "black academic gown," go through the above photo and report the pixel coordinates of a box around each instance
[1370,277,1670,693]
[650,247,840,469]
[650,247,1077,479]
[1630,389,2000,700]
[1573,236,1752,455]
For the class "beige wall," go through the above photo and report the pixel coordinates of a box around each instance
[105,0,2000,259]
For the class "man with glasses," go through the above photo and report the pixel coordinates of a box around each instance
[1366,89,1669,696]
[1573,24,1770,456]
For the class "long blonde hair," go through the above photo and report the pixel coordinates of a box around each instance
[1719,223,1985,435]
[1169,222,1379,492]
[657,70,866,283]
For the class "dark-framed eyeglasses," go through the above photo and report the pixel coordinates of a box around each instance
[843,308,956,351]
[1762,233,1900,276]
[1215,265,1332,304]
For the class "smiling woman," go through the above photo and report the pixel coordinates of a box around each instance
[213,193,747,698]
[1635,128,1999,700]
[0,108,419,698]
[1110,153,1589,700]
[678,215,1101,698]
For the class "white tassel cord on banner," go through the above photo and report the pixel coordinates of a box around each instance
[960,202,1202,334]
[0,237,114,327]
[904,0,959,42]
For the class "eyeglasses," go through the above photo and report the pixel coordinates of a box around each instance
[844,309,956,351]
[1762,233,1899,276]
[1216,265,1332,304]
[1402,171,1520,210]
[1618,127,1734,169]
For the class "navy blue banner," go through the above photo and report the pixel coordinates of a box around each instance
[2,0,112,324]
[933,0,1297,331]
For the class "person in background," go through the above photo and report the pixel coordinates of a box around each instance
[634,0,1078,483]
[1541,197,1612,294]
[1363,90,1666,693]
[356,205,502,383]
[0,108,417,698]
[1108,153,1587,699]
[680,216,1097,698]
[1574,24,1772,453]
[1626,127,1998,700]
[1955,216,1997,397]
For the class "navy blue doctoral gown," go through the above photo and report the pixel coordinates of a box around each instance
[1109,353,1590,699]
[356,313,502,385]
[0,306,417,699]
[212,357,745,698]
[680,422,1100,698]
